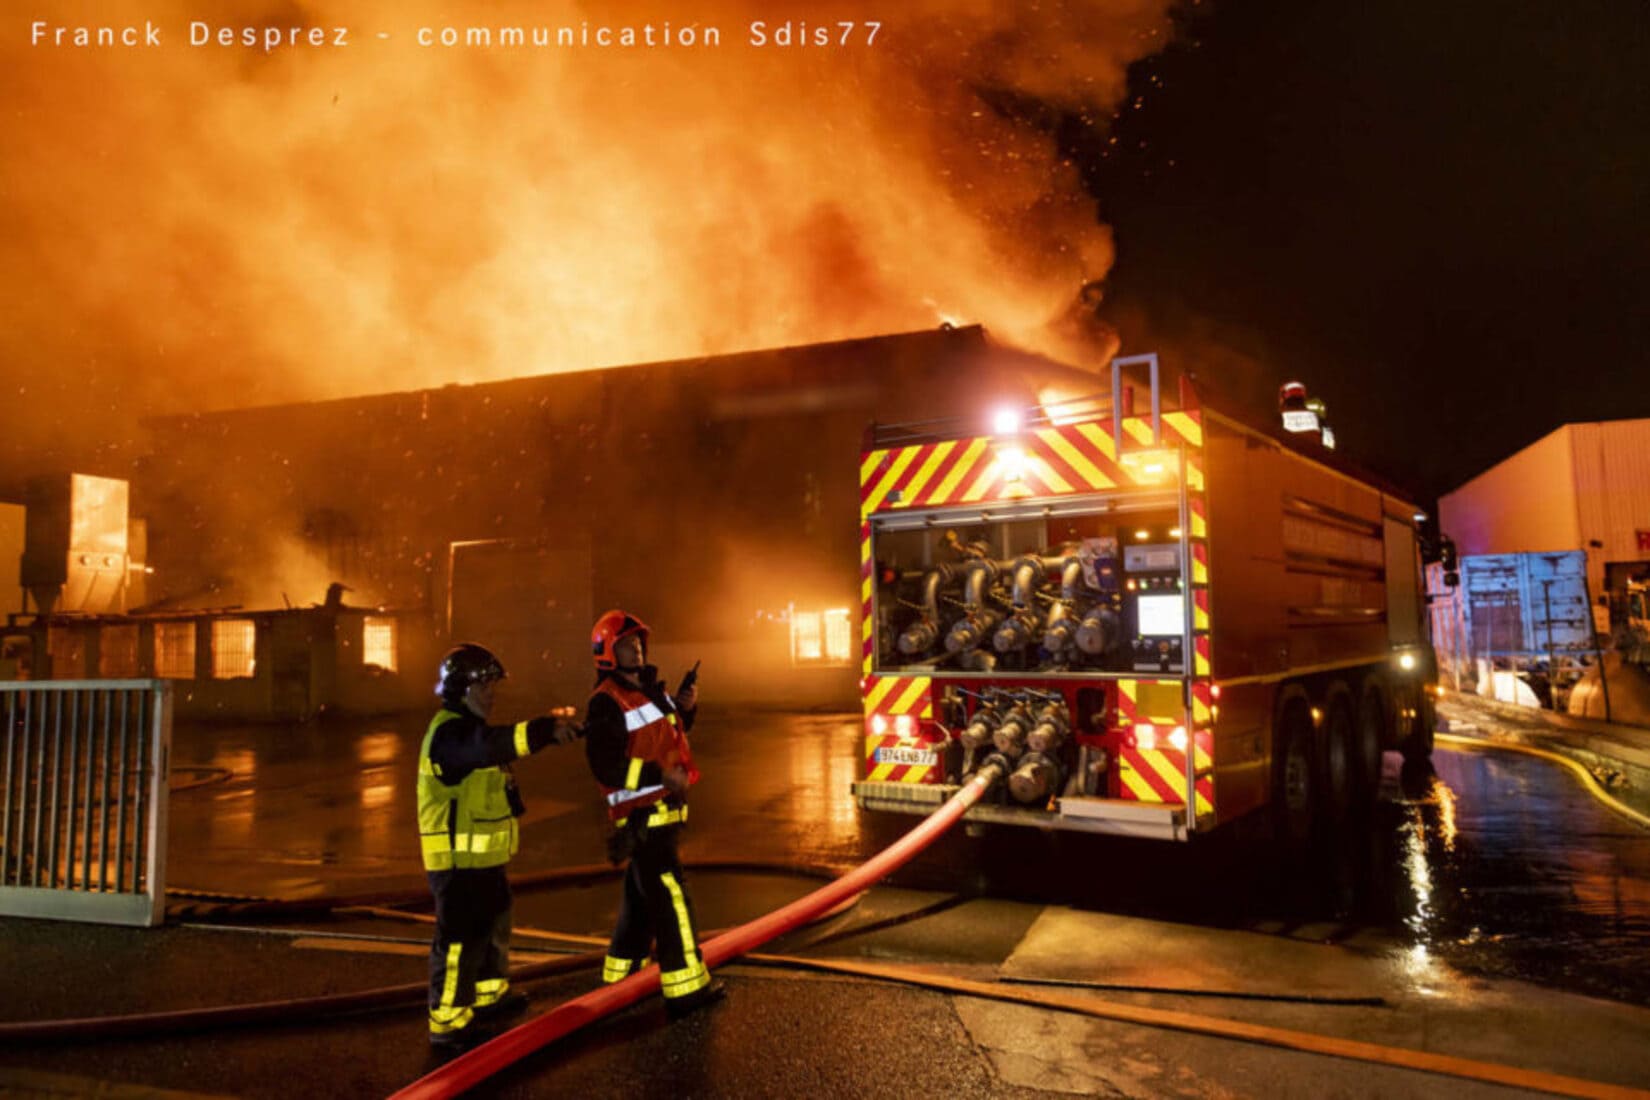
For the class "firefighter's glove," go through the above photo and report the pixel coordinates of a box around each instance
[544,706,583,745]
[662,764,691,796]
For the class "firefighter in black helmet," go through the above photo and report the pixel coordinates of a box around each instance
[418,643,582,1050]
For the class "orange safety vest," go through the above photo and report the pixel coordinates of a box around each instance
[594,678,699,827]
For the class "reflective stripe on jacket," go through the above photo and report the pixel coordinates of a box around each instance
[594,679,697,827]
[417,709,520,870]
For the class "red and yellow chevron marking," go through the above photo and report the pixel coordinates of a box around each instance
[863,674,932,719]
[1191,542,1209,584]
[1185,455,1205,492]
[1194,634,1212,677]
[1193,588,1210,631]
[1189,496,1209,539]
[862,675,938,783]
[858,413,1205,516]
[1119,745,1214,816]
[863,733,941,784]
[1163,410,1204,448]
[859,521,875,675]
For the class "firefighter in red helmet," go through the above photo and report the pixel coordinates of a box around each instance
[418,643,582,1050]
[584,609,725,1018]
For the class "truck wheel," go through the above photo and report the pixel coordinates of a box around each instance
[1398,684,1435,766]
[1271,702,1318,856]
[1322,694,1355,827]
[1353,686,1386,809]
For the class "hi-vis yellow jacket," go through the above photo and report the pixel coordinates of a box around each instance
[417,708,521,871]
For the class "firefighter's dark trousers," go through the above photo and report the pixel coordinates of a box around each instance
[427,866,513,1037]
[602,825,711,1000]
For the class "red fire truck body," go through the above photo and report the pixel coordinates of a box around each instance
[851,357,1437,842]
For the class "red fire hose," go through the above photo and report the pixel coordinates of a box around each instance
[388,763,1006,1100]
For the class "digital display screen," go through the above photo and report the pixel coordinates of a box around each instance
[1136,594,1184,637]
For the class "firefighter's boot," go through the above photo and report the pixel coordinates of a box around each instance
[665,978,727,1020]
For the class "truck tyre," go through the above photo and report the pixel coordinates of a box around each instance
[1271,701,1318,857]
[1322,692,1355,828]
[1354,685,1386,810]
[1398,684,1435,766]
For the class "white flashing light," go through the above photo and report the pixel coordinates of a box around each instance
[1398,651,1418,672]
[893,713,916,738]
[1169,527,1183,538]
[870,714,889,735]
[1120,449,1176,480]
[1134,722,1157,751]
[1282,410,1320,433]
[1167,725,1189,752]
[998,446,1027,482]
[992,408,1022,435]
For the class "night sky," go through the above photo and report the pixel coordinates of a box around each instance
[1088,0,1648,504]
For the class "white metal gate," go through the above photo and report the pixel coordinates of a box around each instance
[0,679,171,926]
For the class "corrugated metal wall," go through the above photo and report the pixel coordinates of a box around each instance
[1438,425,1580,555]
[1571,419,1650,554]
[1570,418,1650,607]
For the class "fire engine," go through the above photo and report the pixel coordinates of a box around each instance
[851,355,1438,845]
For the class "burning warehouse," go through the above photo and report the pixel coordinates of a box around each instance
[8,326,1110,717]
[0,2,1197,720]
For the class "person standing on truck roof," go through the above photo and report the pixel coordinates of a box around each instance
[584,609,726,1018]
[418,643,583,1050]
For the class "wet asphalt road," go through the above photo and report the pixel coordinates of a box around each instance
[4,702,1648,1097]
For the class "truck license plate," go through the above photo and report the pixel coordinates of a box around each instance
[875,746,937,766]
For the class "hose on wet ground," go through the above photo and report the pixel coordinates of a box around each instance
[13,925,1640,1100]
[1436,731,1650,830]
[0,949,601,1044]
[163,858,850,921]
[0,887,867,1044]
[733,956,1650,1100]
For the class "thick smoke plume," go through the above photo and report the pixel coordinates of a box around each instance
[1,0,1173,481]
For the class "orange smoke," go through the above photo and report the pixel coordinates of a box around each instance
[0,0,1173,477]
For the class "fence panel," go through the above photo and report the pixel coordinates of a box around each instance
[0,679,170,926]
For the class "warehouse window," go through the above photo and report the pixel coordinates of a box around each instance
[791,608,822,662]
[362,616,398,672]
[154,622,196,679]
[211,619,257,679]
[99,624,140,677]
[789,606,852,667]
[823,608,852,663]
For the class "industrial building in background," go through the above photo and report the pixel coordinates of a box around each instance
[3,327,1105,718]
[1436,417,1650,724]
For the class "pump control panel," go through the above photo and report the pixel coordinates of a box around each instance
[1123,542,1185,672]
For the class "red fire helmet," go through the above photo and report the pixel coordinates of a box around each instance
[591,609,649,671]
